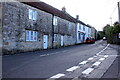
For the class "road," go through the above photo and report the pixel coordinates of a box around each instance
[2,40,119,79]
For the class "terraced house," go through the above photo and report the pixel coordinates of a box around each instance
[1,0,77,54]
[1,0,97,54]
[76,16,92,44]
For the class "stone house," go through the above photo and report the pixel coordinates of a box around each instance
[1,0,77,54]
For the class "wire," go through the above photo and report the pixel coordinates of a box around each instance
[110,5,117,17]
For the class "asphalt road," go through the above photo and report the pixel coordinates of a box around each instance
[2,40,118,79]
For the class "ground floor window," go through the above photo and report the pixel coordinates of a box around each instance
[78,33,81,40]
[53,34,57,42]
[26,30,37,41]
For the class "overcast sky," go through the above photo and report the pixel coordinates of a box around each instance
[41,0,119,31]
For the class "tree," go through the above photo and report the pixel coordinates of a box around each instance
[102,22,120,44]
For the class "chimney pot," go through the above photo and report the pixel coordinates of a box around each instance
[76,15,79,20]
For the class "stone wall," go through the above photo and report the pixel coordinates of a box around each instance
[53,16,76,48]
[2,2,76,54]
[0,2,2,55]
[2,2,53,54]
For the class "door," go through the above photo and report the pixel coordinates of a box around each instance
[61,36,64,46]
[43,35,48,49]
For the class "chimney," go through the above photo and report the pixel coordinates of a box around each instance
[62,7,66,12]
[76,15,79,20]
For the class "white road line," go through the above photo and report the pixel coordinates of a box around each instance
[104,55,108,58]
[92,61,101,66]
[50,73,65,78]
[96,44,110,55]
[66,66,79,72]
[93,56,97,58]
[79,61,88,65]
[82,68,94,75]
[88,57,94,60]
[40,54,46,57]
[99,58,105,61]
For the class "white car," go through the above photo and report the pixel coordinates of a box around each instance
[103,37,106,40]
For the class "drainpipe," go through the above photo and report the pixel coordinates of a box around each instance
[52,15,54,48]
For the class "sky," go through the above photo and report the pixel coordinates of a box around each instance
[41,0,119,31]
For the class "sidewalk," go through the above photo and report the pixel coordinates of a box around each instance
[101,44,120,79]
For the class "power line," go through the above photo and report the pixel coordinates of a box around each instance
[110,5,117,17]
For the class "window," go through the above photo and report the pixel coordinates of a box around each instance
[79,33,81,40]
[53,16,57,26]
[83,25,85,31]
[29,9,37,20]
[68,23,71,30]
[67,36,71,41]
[79,24,81,30]
[53,34,57,42]
[88,28,91,33]
[26,30,37,41]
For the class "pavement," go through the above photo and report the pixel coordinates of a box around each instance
[101,44,120,79]
[1,40,120,80]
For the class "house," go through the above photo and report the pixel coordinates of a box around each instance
[91,26,97,40]
[76,16,92,44]
[1,0,76,54]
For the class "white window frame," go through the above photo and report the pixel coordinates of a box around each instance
[29,9,37,20]
[53,16,58,26]
[26,30,38,41]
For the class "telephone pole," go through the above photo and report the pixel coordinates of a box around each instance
[118,1,120,23]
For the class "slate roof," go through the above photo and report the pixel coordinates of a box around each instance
[16,0,87,25]
[21,1,77,23]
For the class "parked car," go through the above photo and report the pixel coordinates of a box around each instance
[86,37,95,43]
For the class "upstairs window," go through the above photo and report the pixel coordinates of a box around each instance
[53,16,58,26]
[79,24,81,30]
[83,25,85,31]
[68,23,71,30]
[29,9,37,20]
[26,30,37,41]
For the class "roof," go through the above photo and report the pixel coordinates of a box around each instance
[20,1,77,23]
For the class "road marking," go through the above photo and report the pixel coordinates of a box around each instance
[88,57,94,60]
[96,44,110,55]
[79,61,88,65]
[40,54,46,57]
[99,58,105,61]
[104,55,108,58]
[93,56,97,58]
[66,66,79,72]
[50,73,65,78]
[82,68,94,75]
[92,61,101,66]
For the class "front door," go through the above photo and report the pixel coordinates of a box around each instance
[61,36,64,46]
[43,35,48,49]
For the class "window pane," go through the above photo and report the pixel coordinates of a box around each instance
[31,31,33,40]
[26,30,29,41]
[33,11,37,20]
[53,16,57,26]
[29,9,33,19]
[34,31,37,41]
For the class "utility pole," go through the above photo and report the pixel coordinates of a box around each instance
[118,1,120,23]
[110,17,112,26]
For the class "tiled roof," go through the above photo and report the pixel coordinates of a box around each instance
[21,1,77,23]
